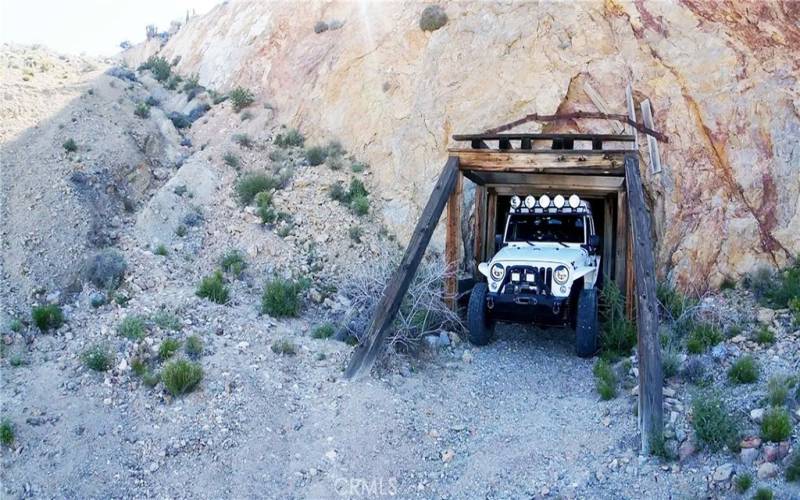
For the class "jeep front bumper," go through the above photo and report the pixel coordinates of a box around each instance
[486,291,569,324]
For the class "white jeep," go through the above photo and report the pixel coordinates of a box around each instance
[468,193,601,357]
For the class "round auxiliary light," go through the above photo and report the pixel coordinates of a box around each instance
[553,265,570,285]
[524,195,536,209]
[553,194,566,209]
[538,194,551,208]
[568,194,581,209]
[510,195,521,209]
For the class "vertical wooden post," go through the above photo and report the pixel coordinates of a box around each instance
[624,154,663,455]
[472,185,487,278]
[641,100,662,174]
[603,196,614,281]
[615,190,628,294]
[486,190,498,257]
[445,173,463,309]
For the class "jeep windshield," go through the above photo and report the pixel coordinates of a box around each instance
[504,213,586,243]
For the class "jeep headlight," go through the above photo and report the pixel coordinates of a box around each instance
[490,263,505,281]
[553,265,569,285]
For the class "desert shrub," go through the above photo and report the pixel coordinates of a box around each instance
[592,359,617,400]
[599,280,636,357]
[236,174,279,205]
[349,225,363,243]
[314,21,329,33]
[734,473,752,493]
[152,310,181,331]
[82,344,112,372]
[220,249,247,277]
[327,156,343,171]
[719,277,736,290]
[261,279,303,318]
[786,451,800,481]
[326,140,345,158]
[728,355,759,384]
[661,346,680,379]
[312,323,335,339]
[182,73,199,93]
[233,133,253,148]
[305,145,328,166]
[140,55,170,81]
[0,419,14,447]
[761,407,792,442]
[134,102,150,118]
[161,359,203,396]
[159,338,181,360]
[329,182,348,202]
[351,161,368,173]
[762,262,800,308]
[185,335,203,357]
[656,282,697,321]
[31,304,64,331]
[154,244,168,256]
[790,296,800,326]
[240,110,254,121]
[175,224,187,237]
[85,249,127,289]
[274,128,304,148]
[419,5,448,31]
[767,375,790,407]
[753,488,773,500]
[182,209,204,227]
[8,319,22,332]
[168,112,191,129]
[754,325,775,345]
[222,152,240,169]
[196,271,229,304]
[349,178,368,198]
[686,322,723,354]
[351,195,369,216]
[691,395,739,451]
[166,74,182,90]
[63,138,78,152]
[118,315,146,339]
[271,339,297,355]
[339,248,462,351]
[229,87,254,112]
[145,95,160,107]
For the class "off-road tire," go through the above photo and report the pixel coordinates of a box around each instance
[575,288,599,357]
[467,282,494,346]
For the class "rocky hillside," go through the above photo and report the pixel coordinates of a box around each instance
[119,0,799,290]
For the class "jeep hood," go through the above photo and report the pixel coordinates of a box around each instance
[491,244,588,267]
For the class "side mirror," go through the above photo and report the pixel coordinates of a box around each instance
[494,234,504,251]
[588,234,601,249]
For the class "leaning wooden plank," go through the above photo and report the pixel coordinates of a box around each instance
[344,157,461,380]
[625,84,639,150]
[583,82,625,134]
[624,154,664,454]
[640,100,662,174]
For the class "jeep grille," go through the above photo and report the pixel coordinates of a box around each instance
[500,265,553,295]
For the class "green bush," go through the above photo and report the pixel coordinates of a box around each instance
[349,225,363,243]
[63,138,77,152]
[185,335,203,357]
[351,161,368,173]
[734,473,752,493]
[754,325,775,345]
[786,451,800,482]
[592,359,617,400]
[233,133,253,148]
[329,182,348,202]
[305,145,328,166]
[154,244,168,256]
[8,318,22,332]
[222,152,240,169]
[182,73,199,93]
[235,174,279,205]
[326,140,345,158]
[761,407,792,442]
[32,304,64,331]
[152,310,181,331]
[220,250,246,277]
[274,128,304,148]
[790,296,800,326]
[312,323,335,339]
[82,344,112,372]
[134,102,150,118]
[229,87,254,112]
[175,224,187,237]
[599,280,636,357]
[140,55,171,82]
[686,322,723,354]
[0,419,14,447]
[763,262,800,308]
[118,315,146,340]
[262,279,302,317]
[753,487,773,500]
[419,5,448,31]
[196,271,229,304]
[271,339,297,355]
[728,355,759,384]
[656,282,697,320]
[161,359,203,396]
[85,249,127,289]
[691,395,739,451]
[159,338,181,360]
[661,347,680,379]
[767,375,790,406]
[351,195,369,216]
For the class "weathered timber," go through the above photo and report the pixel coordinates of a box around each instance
[640,100,663,174]
[583,82,626,134]
[625,84,639,150]
[624,154,663,454]
[472,185,487,275]
[344,157,460,379]
[444,173,463,309]
[453,133,635,142]
[450,149,626,174]
[614,189,628,295]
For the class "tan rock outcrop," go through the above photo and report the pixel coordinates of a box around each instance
[123,0,800,290]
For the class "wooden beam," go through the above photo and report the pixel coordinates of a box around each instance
[624,154,663,454]
[583,82,625,134]
[486,190,498,257]
[450,149,626,173]
[344,157,460,380]
[615,189,628,294]
[640,100,662,174]
[603,196,614,282]
[625,84,639,150]
[453,133,635,142]
[445,173,463,310]
[488,174,625,194]
[472,185,487,276]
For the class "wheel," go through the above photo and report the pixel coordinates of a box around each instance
[575,288,599,357]
[467,282,495,346]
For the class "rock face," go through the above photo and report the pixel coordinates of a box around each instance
[121,0,800,289]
